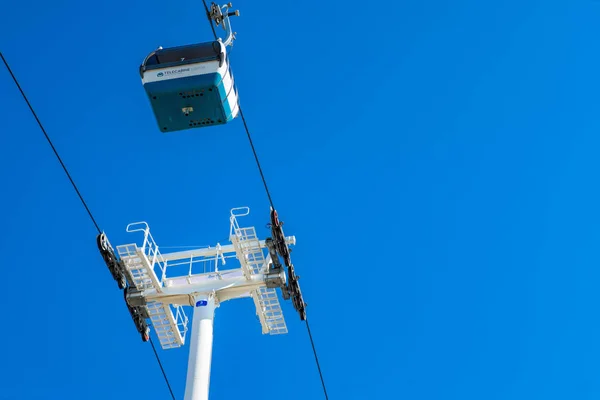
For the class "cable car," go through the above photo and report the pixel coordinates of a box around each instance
[139,3,239,133]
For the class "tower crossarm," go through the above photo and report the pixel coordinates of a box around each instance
[142,270,270,305]
[100,206,294,355]
[159,236,296,263]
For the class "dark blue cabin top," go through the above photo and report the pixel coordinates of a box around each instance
[140,41,222,77]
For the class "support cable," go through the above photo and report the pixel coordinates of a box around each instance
[0,52,101,234]
[150,336,177,399]
[239,108,275,209]
[306,319,329,399]
[201,0,275,210]
[1,51,177,400]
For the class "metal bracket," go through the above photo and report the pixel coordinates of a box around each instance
[266,209,307,320]
[287,264,306,321]
[265,265,286,289]
[208,2,239,47]
[265,238,281,269]
[97,232,129,289]
[125,287,147,307]
[209,2,239,26]
[269,208,292,267]
[124,287,150,342]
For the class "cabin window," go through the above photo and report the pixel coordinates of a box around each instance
[146,42,220,67]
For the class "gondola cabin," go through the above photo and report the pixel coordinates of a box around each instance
[140,41,239,133]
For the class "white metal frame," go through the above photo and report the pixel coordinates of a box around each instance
[114,207,295,400]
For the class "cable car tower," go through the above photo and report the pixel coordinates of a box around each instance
[97,207,306,400]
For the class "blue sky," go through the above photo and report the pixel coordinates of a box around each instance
[2,0,600,399]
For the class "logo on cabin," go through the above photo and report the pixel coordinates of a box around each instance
[165,68,190,75]
[155,68,190,79]
[155,68,189,78]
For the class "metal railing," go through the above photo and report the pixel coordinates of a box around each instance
[126,222,168,286]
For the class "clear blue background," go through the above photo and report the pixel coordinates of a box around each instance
[1,0,600,398]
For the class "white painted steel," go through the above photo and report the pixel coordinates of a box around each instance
[229,214,288,335]
[219,4,236,47]
[159,236,296,262]
[145,271,267,303]
[184,295,216,400]
[146,301,188,348]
